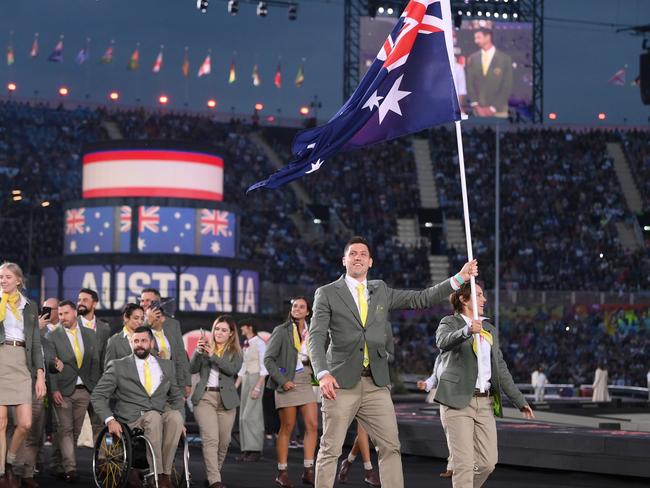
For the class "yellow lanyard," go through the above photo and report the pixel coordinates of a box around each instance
[0,291,21,322]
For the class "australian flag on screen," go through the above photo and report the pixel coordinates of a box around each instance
[64,206,130,254]
[248,0,461,192]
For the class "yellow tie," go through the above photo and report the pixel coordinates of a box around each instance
[356,284,370,367]
[481,50,490,76]
[292,324,301,352]
[472,328,494,356]
[69,328,83,369]
[0,291,21,322]
[154,330,168,359]
[143,358,153,395]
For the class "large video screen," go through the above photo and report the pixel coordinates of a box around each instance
[360,17,533,120]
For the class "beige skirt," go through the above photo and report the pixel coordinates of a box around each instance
[275,367,317,409]
[0,345,32,405]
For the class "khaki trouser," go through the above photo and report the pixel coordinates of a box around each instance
[239,373,264,452]
[315,376,402,488]
[129,410,184,476]
[193,391,236,485]
[440,396,497,488]
[14,389,46,478]
[54,387,91,472]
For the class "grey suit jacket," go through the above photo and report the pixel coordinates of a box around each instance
[91,354,185,424]
[264,321,302,391]
[46,326,100,397]
[434,314,527,414]
[189,349,242,410]
[104,332,134,368]
[466,48,513,114]
[77,316,111,372]
[0,297,43,378]
[154,317,191,389]
[309,276,454,389]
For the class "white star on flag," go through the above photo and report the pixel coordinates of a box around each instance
[70,240,77,253]
[174,212,181,219]
[173,246,180,253]
[95,212,101,218]
[185,223,192,230]
[363,91,384,111]
[138,238,146,251]
[210,241,221,254]
[103,222,110,228]
[378,74,411,124]
[305,159,324,174]
[93,245,100,252]
[162,225,169,232]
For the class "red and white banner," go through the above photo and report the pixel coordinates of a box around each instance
[82,150,224,201]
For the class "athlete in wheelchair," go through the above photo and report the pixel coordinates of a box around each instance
[91,326,189,488]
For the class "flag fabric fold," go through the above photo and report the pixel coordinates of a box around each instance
[295,64,305,87]
[128,47,139,70]
[608,67,626,86]
[229,60,236,84]
[248,0,461,192]
[274,62,282,88]
[100,42,114,64]
[252,64,261,86]
[152,47,164,73]
[6,44,14,66]
[76,41,90,65]
[182,48,190,77]
[48,38,64,63]
[30,33,39,58]
[198,53,211,77]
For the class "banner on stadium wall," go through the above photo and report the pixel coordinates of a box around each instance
[82,150,224,201]
[42,265,259,314]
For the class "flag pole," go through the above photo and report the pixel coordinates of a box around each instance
[454,120,482,389]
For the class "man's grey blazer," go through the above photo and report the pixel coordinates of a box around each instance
[77,316,112,372]
[309,276,454,389]
[46,325,100,397]
[91,354,185,424]
[434,314,527,414]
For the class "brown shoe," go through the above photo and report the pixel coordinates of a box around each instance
[157,474,172,488]
[4,464,19,488]
[439,469,453,478]
[20,479,40,488]
[275,469,294,488]
[363,469,381,487]
[301,467,314,486]
[338,459,351,483]
[243,451,261,462]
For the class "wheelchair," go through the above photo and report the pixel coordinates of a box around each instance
[92,420,190,488]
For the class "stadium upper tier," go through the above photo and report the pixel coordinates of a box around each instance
[1,100,648,292]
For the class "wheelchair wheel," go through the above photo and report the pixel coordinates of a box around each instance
[93,425,133,488]
[170,435,191,488]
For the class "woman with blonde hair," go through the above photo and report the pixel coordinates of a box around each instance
[0,262,46,488]
[264,297,318,487]
[190,315,243,488]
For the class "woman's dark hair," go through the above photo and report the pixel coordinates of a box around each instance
[288,296,312,323]
[122,302,144,319]
[449,282,484,314]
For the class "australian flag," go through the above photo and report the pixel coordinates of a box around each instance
[248,0,461,192]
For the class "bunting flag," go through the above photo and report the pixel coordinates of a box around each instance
[228,59,236,84]
[248,0,462,192]
[182,47,189,77]
[100,42,114,64]
[608,67,626,86]
[152,46,164,73]
[6,44,14,66]
[197,53,211,77]
[252,64,261,86]
[75,40,90,65]
[295,64,305,87]
[48,37,64,63]
[30,33,39,58]
[274,62,282,88]
[128,47,139,70]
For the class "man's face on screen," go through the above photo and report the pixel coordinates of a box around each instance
[474,31,492,50]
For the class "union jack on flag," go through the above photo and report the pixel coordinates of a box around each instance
[200,209,231,236]
[139,206,160,233]
[65,208,86,235]
[248,0,460,191]
[120,206,132,232]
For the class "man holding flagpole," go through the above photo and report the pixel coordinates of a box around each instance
[309,236,478,488]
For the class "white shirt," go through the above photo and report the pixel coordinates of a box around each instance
[4,294,27,341]
[134,354,163,394]
[47,322,60,332]
[64,325,85,385]
[80,315,96,331]
[237,335,269,377]
[461,314,491,392]
[453,60,467,97]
